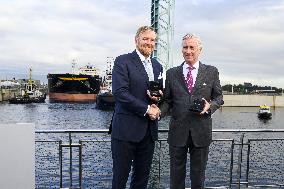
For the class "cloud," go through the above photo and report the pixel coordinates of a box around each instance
[173,0,284,87]
[0,0,150,77]
[0,0,283,88]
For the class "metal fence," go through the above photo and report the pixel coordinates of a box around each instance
[35,129,284,189]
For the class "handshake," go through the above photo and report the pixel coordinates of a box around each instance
[146,89,163,120]
[147,104,161,120]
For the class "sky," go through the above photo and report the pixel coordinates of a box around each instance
[0,0,283,87]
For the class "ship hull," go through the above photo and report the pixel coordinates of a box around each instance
[48,93,97,102]
[257,112,272,119]
[47,73,101,102]
[96,92,115,110]
[9,95,46,104]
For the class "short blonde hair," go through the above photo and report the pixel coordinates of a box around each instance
[135,26,156,39]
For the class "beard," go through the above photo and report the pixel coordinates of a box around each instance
[138,44,154,57]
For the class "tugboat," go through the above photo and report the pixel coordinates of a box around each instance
[257,105,272,119]
[9,68,46,104]
[96,58,115,110]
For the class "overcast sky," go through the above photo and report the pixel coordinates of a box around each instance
[0,0,283,87]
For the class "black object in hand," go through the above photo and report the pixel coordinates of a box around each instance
[149,81,162,97]
[189,99,205,113]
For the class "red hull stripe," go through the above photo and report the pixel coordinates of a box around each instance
[49,93,97,102]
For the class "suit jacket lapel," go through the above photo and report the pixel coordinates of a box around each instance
[175,61,207,94]
[151,59,161,81]
[176,63,189,93]
[131,51,149,82]
[192,62,207,93]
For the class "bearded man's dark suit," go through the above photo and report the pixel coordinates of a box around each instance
[160,62,223,189]
[111,50,163,189]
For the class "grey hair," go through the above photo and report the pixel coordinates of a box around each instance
[182,33,202,50]
[135,26,156,39]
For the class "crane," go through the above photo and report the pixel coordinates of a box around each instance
[151,0,175,71]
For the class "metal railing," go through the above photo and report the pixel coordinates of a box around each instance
[35,129,284,189]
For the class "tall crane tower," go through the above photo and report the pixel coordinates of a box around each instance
[151,0,175,70]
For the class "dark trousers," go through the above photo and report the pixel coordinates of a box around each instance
[111,128,155,189]
[169,133,209,189]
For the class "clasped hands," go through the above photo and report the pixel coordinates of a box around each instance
[147,90,163,120]
[147,104,160,120]
[200,98,211,115]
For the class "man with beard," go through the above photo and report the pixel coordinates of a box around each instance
[111,26,163,189]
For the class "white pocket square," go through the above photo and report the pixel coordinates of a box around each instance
[203,83,207,86]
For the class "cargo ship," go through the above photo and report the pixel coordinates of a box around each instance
[47,63,102,102]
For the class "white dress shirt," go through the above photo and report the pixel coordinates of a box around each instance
[136,49,155,116]
[183,61,199,87]
[136,49,154,81]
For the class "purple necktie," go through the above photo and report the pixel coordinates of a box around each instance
[186,66,195,93]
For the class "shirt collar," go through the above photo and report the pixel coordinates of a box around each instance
[183,61,200,70]
[136,49,151,62]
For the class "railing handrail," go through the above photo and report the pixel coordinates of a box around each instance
[35,128,284,133]
[35,128,284,188]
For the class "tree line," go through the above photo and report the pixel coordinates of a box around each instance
[222,83,283,95]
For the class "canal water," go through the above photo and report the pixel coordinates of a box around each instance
[1,100,283,130]
[0,100,283,188]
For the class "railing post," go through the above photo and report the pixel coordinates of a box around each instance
[246,139,251,188]
[58,132,83,189]
[237,133,245,189]
[229,139,234,189]
[69,132,73,188]
[59,140,63,188]
[79,140,83,188]
[158,141,161,185]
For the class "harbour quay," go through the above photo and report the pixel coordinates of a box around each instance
[0,88,21,101]
[223,94,284,107]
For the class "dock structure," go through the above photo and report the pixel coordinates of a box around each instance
[223,94,284,107]
[35,129,284,189]
[0,88,21,101]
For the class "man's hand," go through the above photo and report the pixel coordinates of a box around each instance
[200,98,210,115]
[147,104,161,120]
[147,90,163,103]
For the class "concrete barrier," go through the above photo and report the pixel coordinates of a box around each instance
[0,123,35,189]
[223,95,284,107]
